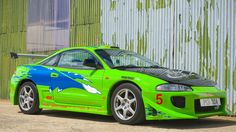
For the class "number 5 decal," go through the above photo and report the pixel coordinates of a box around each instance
[156,94,163,104]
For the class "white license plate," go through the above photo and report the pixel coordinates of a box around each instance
[200,98,221,107]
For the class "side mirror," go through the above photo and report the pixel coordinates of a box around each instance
[83,59,98,69]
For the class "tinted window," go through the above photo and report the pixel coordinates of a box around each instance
[41,55,60,66]
[95,49,159,68]
[58,50,100,69]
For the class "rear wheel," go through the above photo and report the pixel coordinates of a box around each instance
[18,82,41,114]
[111,83,145,124]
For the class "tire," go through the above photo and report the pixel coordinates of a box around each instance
[111,83,145,124]
[18,82,42,114]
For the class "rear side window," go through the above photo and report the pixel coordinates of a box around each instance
[41,55,60,66]
[57,50,99,69]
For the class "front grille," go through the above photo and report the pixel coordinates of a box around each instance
[194,99,222,113]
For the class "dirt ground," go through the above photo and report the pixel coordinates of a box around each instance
[0,100,236,132]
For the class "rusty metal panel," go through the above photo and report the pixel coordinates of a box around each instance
[0,0,28,99]
[101,0,236,114]
[70,0,102,47]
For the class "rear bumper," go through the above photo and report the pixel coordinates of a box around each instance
[142,86,228,120]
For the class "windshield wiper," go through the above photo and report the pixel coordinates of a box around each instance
[149,65,161,68]
[113,65,162,69]
[112,65,140,69]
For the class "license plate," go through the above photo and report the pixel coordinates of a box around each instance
[200,98,221,107]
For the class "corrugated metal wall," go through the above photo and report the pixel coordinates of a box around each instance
[0,0,236,114]
[101,0,236,114]
[0,0,28,99]
[70,0,102,47]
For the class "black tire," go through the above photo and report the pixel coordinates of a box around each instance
[18,82,42,114]
[111,83,145,124]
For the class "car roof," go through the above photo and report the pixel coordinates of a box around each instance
[37,45,120,68]
[59,45,120,52]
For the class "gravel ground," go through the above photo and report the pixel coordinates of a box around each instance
[0,100,236,132]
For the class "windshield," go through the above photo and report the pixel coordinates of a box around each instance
[95,49,159,68]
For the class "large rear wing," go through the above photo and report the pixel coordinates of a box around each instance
[10,52,48,59]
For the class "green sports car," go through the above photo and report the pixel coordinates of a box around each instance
[10,46,228,124]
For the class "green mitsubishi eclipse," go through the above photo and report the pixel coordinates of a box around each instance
[10,46,228,124]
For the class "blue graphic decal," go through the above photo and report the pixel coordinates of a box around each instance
[14,65,101,94]
[61,71,84,80]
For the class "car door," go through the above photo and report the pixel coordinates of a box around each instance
[51,49,105,107]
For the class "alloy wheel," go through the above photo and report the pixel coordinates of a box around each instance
[19,85,34,111]
[114,88,137,120]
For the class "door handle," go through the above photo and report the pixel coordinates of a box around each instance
[50,73,59,78]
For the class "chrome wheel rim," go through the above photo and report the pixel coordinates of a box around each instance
[19,85,34,111]
[114,89,137,120]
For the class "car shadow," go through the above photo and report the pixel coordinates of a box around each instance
[143,118,236,129]
[39,110,236,129]
[39,110,116,123]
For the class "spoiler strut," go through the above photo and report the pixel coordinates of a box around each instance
[10,52,48,59]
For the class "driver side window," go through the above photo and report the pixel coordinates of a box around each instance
[57,50,98,69]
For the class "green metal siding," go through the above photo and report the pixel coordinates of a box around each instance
[0,0,28,99]
[0,0,103,99]
[70,0,102,47]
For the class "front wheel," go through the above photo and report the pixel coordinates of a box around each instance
[111,83,145,124]
[18,82,42,114]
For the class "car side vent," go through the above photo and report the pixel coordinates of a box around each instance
[171,96,185,108]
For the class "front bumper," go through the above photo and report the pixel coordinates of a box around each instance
[142,86,228,120]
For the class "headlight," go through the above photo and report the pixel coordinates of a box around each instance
[156,84,192,92]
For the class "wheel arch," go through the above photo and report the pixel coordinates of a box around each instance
[107,80,142,114]
[13,79,36,105]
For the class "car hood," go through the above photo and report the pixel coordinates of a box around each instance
[122,67,216,87]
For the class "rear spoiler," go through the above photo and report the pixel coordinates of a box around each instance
[10,52,48,59]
